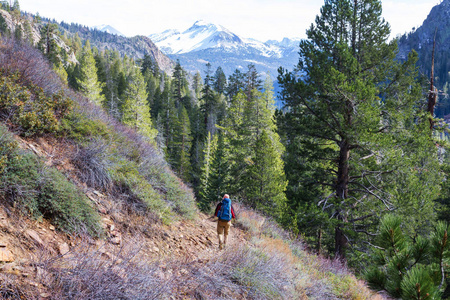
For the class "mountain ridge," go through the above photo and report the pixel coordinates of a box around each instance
[149,20,301,79]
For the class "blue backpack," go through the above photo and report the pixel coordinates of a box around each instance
[218,198,232,221]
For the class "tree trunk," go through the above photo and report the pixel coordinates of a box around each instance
[317,227,322,255]
[335,139,350,259]
[428,27,438,131]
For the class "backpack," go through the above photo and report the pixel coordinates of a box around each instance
[218,198,232,221]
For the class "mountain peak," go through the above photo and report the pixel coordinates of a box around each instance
[92,24,125,37]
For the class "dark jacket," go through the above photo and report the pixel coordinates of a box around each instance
[214,199,236,220]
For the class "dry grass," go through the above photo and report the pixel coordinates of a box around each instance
[232,203,382,300]
[32,237,172,300]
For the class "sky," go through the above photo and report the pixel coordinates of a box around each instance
[16,0,440,41]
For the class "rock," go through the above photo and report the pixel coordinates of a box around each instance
[179,234,184,238]
[98,207,107,214]
[93,190,104,197]
[111,237,121,245]
[152,246,159,253]
[0,247,14,262]
[25,230,44,247]
[100,252,113,259]
[0,263,14,272]
[110,230,119,237]
[40,293,51,298]
[58,243,70,255]
[49,225,55,231]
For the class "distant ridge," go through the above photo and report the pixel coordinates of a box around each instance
[92,24,125,37]
[149,20,301,80]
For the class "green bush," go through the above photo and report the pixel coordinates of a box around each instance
[0,73,72,136]
[60,109,111,141]
[38,167,102,236]
[0,124,101,236]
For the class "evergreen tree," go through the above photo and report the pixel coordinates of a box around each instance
[11,0,19,20]
[245,64,262,101]
[13,24,22,40]
[200,63,216,135]
[23,20,33,44]
[244,130,287,219]
[76,40,105,105]
[172,106,192,182]
[366,215,450,299]
[0,13,9,37]
[199,130,229,211]
[213,66,227,94]
[192,71,203,101]
[226,69,245,100]
[37,23,62,66]
[122,69,157,141]
[278,0,442,259]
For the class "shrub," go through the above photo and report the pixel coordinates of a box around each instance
[60,110,110,141]
[0,124,101,236]
[38,240,171,299]
[0,72,72,136]
[37,167,102,236]
[72,139,112,190]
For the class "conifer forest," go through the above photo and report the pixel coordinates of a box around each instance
[2,0,450,299]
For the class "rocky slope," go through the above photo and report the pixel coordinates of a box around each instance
[58,21,175,75]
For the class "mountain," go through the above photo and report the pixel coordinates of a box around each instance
[92,24,125,36]
[149,20,300,80]
[58,21,175,74]
[397,0,450,116]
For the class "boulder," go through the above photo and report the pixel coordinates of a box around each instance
[58,242,70,255]
[0,247,14,262]
[25,230,45,247]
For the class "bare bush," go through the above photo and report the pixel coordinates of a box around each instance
[171,243,297,299]
[37,238,171,300]
[0,37,64,95]
[72,139,112,190]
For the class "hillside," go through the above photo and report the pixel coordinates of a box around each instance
[397,0,450,116]
[0,20,387,300]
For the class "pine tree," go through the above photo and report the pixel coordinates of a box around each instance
[244,130,287,219]
[0,13,9,37]
[226,69,245,100]
[200,63,217,135]
[213,66,227,94]
[23,20,33,44]
[172,106,192,181]
[199,131,229,211]
[366,215,449,299]
[245,64,262,101]
[192,71,203,101]
[76,40,105,106]
[37,23,62,66]
[278,0,442,259]
[122,69,157,141]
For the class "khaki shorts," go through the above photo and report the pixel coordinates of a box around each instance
[217,220,231,235]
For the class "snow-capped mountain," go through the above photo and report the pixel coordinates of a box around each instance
[149,20,300,80]
[92,24,125,37]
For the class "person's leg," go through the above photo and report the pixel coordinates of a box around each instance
[223,221,231,248]
[217,221,224,249]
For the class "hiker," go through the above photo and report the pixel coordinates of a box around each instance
[214,194,236,250]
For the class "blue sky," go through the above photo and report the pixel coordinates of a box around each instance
[17,0,439,41]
